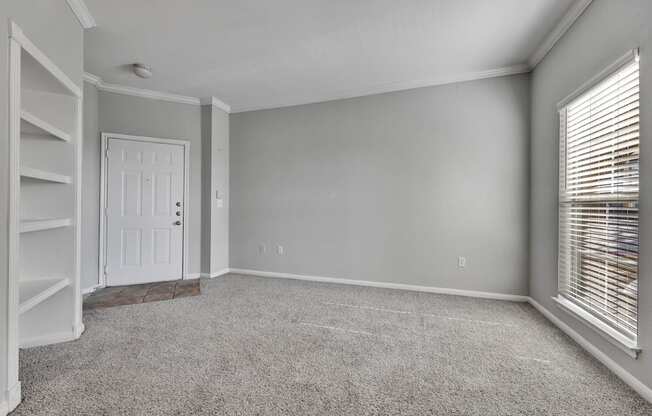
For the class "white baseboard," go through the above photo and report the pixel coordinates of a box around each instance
[528,297,652,403]
[74,323,85,338]
[20,324,84,349]
[229,268,529,302]
[200,268,231,279]
[0,381,21,416]
[184,273,201,280]
[82,284,102,295]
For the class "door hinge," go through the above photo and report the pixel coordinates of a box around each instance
[103,264,108,275]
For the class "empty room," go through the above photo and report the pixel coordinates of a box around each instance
[1,0,651,414]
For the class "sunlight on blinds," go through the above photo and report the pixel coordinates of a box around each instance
[558,55,639,341]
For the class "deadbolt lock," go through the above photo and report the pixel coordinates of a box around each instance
[176,211,181,216]
[176,202,182,207]
[174,221,182,226]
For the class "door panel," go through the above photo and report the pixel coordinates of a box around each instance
[106,138,185,286]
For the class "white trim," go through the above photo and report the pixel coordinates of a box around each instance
[87,64,526,115]
[99,133,191,286]
[557,48,639,109]
[83,72,102,86]
[82,284,103,295]
[20,324,84,349]
[200,269,231,279]
[20,166,72,184]
[185,273,201,280]
[74,95,84,333]
[18,278,72,315]
[10,22,82,98]
[528,297,652,403]
[98,82,200,106]
[230,64,531,113]
[21,110,72,142]
[229,268,529,302]
[1,381,21,416]
[5,35,21,408]
[84,72,233,110]
[84,72,199,105]
[84,64,527,114]
[7,382,21,413]
[553,296,640,358]
[528,0,593,68]
[74,322,86,338]
[200,97,231,113]
[66,0,97,29]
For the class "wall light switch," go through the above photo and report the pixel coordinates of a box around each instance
[216,198,224,208]
[277,245,284,255]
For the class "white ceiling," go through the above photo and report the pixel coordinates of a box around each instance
[83,0,579,112]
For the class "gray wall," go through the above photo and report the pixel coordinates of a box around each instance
[96,91,203,278]
[231,74,530,295]
[0,0,83,407]
[529,0,652,390]
[81,82,100,290]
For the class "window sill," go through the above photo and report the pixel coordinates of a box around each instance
[552,296,640,359]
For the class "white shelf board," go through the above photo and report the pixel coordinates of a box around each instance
[20,166,71,184]
[21,110,71,142]
[19,277,71,315]
[20,218,72,233]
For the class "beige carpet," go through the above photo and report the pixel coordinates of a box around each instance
[12,274,652,415]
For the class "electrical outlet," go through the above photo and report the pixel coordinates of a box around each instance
[458,256,466,269]
[277,245,284,255]
[258,244,267,255]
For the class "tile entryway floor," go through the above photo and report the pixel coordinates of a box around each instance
[84,279,200,309]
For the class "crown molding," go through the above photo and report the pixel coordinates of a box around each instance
[84,72,235,110]
[66,0,97,29]
[528,0,593,68]
[231,63,530,113]
[82,72,101,86]
[96,81,200,106]
[200,96,231,113]
[86,63,526,115]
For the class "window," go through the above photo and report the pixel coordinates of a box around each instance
[557,50,640,349]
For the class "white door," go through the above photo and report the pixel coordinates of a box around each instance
[105,138,185,286]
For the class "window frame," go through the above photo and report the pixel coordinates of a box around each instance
[554,48,641,358]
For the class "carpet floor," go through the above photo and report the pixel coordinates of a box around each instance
[12,274,652,415]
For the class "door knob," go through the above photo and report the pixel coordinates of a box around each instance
[176,211,181,216]
[174,221,182,226]
[176,202,182,207]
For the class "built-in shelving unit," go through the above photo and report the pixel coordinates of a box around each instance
[20,166,72,184]
[7,22,84,409]
[21,110,71,142]
[19,218,73,233]
[18,278,71,315]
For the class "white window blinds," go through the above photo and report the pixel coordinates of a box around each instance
[558,53,640,342]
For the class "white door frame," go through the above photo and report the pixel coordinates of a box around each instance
[99,132,191,287]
